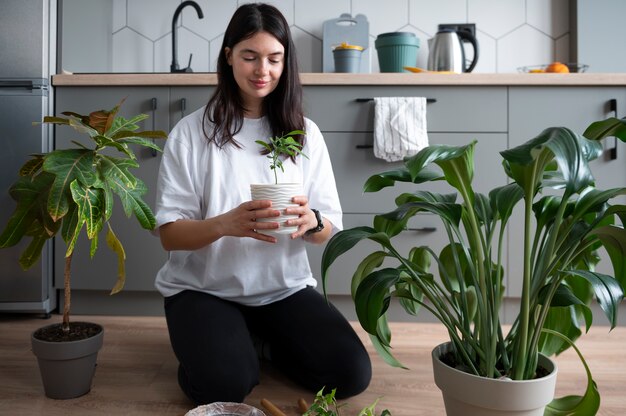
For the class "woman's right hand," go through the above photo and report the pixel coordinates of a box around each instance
[218,200,280,243]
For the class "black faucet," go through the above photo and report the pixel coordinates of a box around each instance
[171,1,204,73]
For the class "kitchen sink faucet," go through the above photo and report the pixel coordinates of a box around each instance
[170,1,204,73]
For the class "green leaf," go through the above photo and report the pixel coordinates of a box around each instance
[438,243,470,293]
[405,141,476,183]
[115,136,163,153]
[70,180,104,240]
[19,156,45,177]
[107,113,148,136]
[43,149,96,221]
[106,224,126,295]
[321,227,392,296]
[539,306,583,357]
[354,268,402,336]
[490,183,524,222]
[583,116,626,143]
[565,270,624,329]
[363,168,441,192]
[351,251,387,300]
[379,201,463,229]
[105,174,155,230]
[543,329,600,416]
[501,127,602,195]
[591,225,626,290]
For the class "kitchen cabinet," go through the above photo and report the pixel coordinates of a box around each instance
[169,87,213,128]
[507,86,626,296]
[303,85,509,295]
[51,77,626,314]
[54,87,169,292]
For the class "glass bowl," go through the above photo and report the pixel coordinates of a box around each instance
[517,63,589,73]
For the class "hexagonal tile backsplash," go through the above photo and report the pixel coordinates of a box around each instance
[104,0,569,73]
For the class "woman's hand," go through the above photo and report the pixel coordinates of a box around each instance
[219,200,281,243]
[284,196,320,240]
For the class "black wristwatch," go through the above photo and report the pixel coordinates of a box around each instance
[305,209,325,236]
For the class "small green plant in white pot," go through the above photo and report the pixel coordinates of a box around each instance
[322,117,626,415]
[0,99,166,399]
[251,130,307,234]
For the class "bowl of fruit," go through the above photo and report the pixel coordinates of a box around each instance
[517,62,589,73]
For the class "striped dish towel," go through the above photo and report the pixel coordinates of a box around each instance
[373,97,429,162]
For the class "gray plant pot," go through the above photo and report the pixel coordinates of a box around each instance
[31,322,104,399]
[432,342,557,416]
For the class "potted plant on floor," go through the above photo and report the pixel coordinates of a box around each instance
[321,117,626,415]
[0,99,167,399]
[251,130,307,234]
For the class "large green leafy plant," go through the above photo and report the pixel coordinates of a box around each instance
[0,100,167,332]
[322,117,626,414]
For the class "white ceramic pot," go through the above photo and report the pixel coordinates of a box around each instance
[250,183,302,234]
[432,342,557,416]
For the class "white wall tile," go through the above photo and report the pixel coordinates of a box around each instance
[183,0,236,42]
[353,0,410,36]
[527,0,569,37]
[497,24,553,73]
[112,0,127,33]
[127,0,179,41]
[102,0,570,74]
[112,27,154,72]
[469,0,525,39]
[295,0,350,39]
[473,31,496,73]
[209,35,225,72]
[409,0,467,36]
[292,26,323,72]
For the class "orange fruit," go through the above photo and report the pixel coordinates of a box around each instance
[546,62,570,73]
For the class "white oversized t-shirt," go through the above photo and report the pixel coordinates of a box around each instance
[154,107,342,306]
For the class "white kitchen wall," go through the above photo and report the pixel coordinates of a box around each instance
[104,0,570,73]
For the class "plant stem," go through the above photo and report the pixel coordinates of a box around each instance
[512,184,536,379]
[63,253,72,333]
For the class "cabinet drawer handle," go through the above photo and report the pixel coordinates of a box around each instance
[356,144,374,149]
[404,227,437,233]
[180,97,187,118]
[150,97,158,157]
[609,99,618,160]
[355,98,437,103]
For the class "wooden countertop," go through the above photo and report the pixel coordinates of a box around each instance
[52,72,626,87]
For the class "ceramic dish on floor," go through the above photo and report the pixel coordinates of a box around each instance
[185,402,266,416]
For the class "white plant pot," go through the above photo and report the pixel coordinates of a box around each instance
[432,342,557,416]
[250,183,302,234]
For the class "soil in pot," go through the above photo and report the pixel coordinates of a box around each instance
[33,322,102,342]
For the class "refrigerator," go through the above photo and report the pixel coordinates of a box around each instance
[0,0,57,314]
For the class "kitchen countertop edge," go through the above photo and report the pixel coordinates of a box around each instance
[52,72,626,86]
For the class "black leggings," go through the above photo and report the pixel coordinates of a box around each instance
[164,287,372,405]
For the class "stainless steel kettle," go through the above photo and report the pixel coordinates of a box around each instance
[427,29,479,73]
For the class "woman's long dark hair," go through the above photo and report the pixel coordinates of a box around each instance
[203,3,304,150]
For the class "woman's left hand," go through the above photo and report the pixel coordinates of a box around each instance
[284,196,318,240]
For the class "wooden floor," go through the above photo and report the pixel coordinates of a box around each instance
[1,314,625,416]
